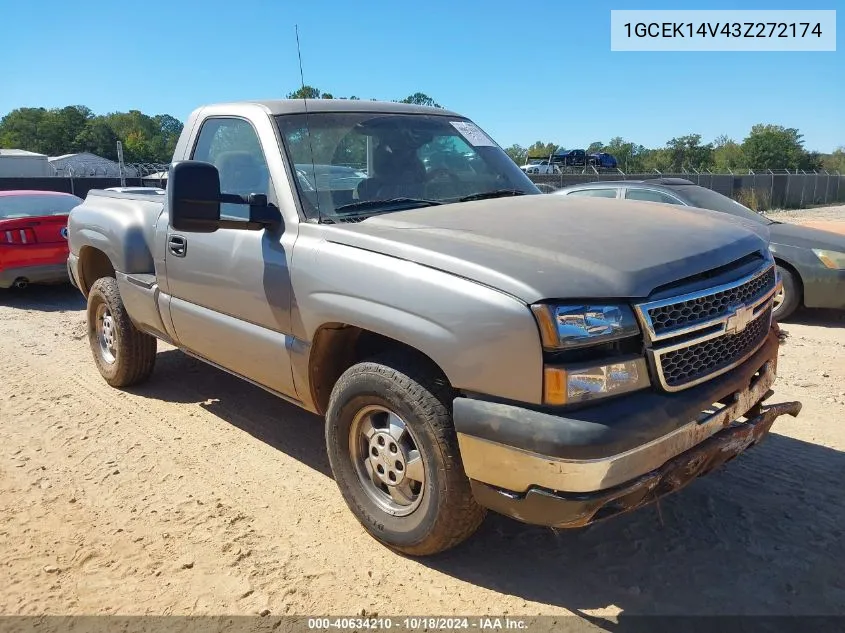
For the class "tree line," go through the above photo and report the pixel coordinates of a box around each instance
[3,97,842,174]
[285,85,443,109]
[0,105,183,163]
[0,89,440,165]
[506,127,845,174]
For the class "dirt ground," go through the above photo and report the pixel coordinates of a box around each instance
[1,205,844,621]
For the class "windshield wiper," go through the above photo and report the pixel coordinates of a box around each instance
[334,198,443,214]
[457,189,528,202]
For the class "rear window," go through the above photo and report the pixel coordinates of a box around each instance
[0,194,82,219]
[625,188,682,204]
[565,188,618,198]
[676,185,771,224]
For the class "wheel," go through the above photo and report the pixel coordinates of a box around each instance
[325,353,486,556]
[86,276,157,387]
[772,265,801,321]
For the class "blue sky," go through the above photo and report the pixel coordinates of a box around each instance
[1,0,842,152]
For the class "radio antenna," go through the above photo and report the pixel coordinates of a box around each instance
[295,25,322,222]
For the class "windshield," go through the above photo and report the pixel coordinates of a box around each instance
[0,193,82,219]
[275,113,540,220]
[677,185,774,225]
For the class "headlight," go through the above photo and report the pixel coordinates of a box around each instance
[544,357,650,405]
[812,249,845,270]
[530,304,640,350]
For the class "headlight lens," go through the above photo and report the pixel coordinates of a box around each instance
[544,358,650,405]
[531,304,640,350]
[812,249,845,270]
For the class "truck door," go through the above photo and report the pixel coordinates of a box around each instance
[164,116,296,398]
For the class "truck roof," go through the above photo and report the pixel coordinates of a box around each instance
[202,99,462,118]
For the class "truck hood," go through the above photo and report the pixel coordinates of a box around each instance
[326,196,770,304]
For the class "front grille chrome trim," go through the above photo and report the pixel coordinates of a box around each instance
[649,307,773,392]
[635,262,779,393]
[635,263,777,342]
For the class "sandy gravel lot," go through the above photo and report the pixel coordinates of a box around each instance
[1,206,844,621]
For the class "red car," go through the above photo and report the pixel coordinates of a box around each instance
[0,190,82,289]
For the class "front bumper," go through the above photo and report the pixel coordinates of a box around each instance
[455,326,802,527]
[803,267,845,310]
[469,400,801,529]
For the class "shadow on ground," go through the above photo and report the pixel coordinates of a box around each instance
[0,283,83,312]
[129,349,845,622]
[425,430,845,620]
[127,348,331,477]
[786,308,845,329]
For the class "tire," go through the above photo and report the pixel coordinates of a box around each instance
[325,352,486,556]
[86,276,157,387]
[772,265,801,322]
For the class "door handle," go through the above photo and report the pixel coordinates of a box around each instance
[168,235,187,257]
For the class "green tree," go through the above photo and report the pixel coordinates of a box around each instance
[712,136,746,171]
[586,141,603,154]
[741,124,810,170]
[527,141,558,159]
[639,148,673,172]
[0,107,49,154]
[504,144,527,165]
[73,119,119,160]
[822,147,845,173]
[603,137,647,172]
[286,85,323,99]
[399,92,442,108]
[664,134,714,171]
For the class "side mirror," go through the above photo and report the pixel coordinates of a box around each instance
[168,161,221,233]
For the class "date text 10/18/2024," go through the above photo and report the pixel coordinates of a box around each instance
[307,617,528,630]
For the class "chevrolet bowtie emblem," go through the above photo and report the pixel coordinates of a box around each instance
[725,304,753,335]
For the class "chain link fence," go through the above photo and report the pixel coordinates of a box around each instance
[526,167,845,210]
[59,161,169,184]
[2,162,843,210]
[0,163,170,198]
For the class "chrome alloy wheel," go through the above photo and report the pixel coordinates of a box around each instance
[96,303,117,364]
[349,405,426,516]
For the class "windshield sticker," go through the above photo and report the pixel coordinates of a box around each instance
[450,121,496,147]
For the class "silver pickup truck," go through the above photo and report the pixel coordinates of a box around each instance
[67,99,801,555]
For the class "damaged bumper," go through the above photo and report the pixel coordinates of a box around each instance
[455,327,802,528]
[469,400,801,528]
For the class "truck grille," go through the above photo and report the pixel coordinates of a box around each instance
[648,267,775,336]
[635,261,778,392]
[659,307,772,388]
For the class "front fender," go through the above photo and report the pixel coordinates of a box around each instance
[291,232,545,405]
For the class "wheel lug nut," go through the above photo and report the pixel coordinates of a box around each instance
[389,443,397,454]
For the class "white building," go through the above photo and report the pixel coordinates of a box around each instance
[49,152,138,178]
[0,149,55,177]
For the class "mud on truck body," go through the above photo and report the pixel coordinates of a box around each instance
[66,99,801,555]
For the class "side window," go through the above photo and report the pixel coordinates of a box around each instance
[625,189,680,204]
[191,118,270,220]
[565,188,618,198]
